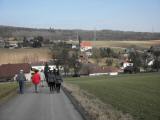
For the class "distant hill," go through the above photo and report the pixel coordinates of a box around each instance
[0,25,160,41]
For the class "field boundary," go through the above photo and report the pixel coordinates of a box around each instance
[62,83,133,120]
[62,85,90,120]
[0,82,32,106]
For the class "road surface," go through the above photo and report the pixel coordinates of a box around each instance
[0,86,83,120]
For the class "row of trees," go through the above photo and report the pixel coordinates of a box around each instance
[1,26,160,40]
[50,42,81,76]
[91,46,160,73]
[50,41,160,76]
[127,47,160,72]
[91,47,120,66]
[22,36,43,48]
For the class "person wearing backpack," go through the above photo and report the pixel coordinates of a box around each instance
[55,70,63,93]
[48,70,56,92]
[16,70,26,94]
[44,62,50,86]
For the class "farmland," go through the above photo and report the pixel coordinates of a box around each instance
[68,40,160,50]
[0,48,51,64]
[0,40,160,64]
[92,40,160,49]
[65,73,160,120]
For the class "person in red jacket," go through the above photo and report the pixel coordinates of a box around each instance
[32,69,41,93]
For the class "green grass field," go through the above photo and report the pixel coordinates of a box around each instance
[0,82,18,98]
[65,73,160,120]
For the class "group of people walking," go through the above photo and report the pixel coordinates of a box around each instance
[16,63,63,94]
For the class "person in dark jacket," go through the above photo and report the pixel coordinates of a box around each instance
[44,62,49,85]
[55,70,63,93]
[16,70,26,94]
[48,70,56,92]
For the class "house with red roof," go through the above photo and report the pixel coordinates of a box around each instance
[80,63,119,76]
[80,41,93,52]
[0,63,31,82]
[89,66,119,76]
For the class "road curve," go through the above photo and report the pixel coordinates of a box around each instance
[0,86,83,120]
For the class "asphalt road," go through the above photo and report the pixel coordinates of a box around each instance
[0,85,83,120]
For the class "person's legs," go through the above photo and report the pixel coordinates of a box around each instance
[51,83,54,91]
[50,83,52,91]
[55,83,58,92]
[41,80,43,87]
[35,84,38,93]
[51,85,53,91]
[49,83,52,92]
[58,83,61,92]
[56,83,60,93]
[19,82,22,93]
[53,82,56,90]
[45,73,49,86]
[21,81,24,94]
[19,81,24,94]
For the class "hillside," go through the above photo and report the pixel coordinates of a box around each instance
[0,25,160,40]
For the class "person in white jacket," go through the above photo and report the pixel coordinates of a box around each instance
[40,69,46,87]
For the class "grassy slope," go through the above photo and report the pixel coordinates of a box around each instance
[0,82,32,104]
[0,82,18,99]
[65,73,160,120]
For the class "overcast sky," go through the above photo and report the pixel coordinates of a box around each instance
[0,0,160,32]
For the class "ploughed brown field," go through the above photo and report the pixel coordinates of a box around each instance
[0,48,51,64]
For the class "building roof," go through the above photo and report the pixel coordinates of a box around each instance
[31,61,46,66]
[80,41,92,47]
[80,63,119,75]
[31,60,55,66]
[89,66,119,74]
[0,63,31,78]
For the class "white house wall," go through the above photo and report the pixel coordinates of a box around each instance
[109,72,118,76]
[89,72,118,76]
[80,46,92,52]
[123,63,133,69]
[32,65,64,71]
[89,73,108,76]
[25,73,32,81]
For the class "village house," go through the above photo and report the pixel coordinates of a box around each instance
[121,61,133,69]
[80,41,93,52]
[80,63,119,76]
[0,63,31,82]
[89,66,119,76]
[31,61,64,71]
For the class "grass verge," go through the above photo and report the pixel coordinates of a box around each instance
[0,82,32,105]
[63,83,133,120]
